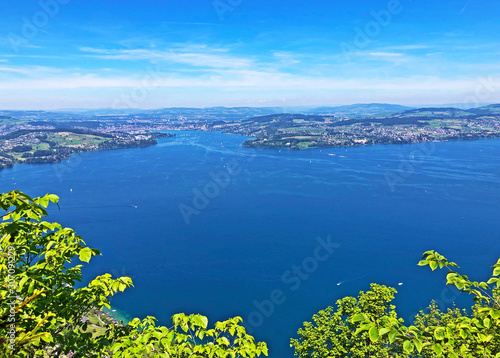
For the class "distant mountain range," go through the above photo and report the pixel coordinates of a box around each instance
[306,103,413,116]
[1,104,500,123]
[387,104,500,119]
[53,103,415,117]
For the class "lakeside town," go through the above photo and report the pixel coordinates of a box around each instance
[0,119,174,169]
[1,104,500,168]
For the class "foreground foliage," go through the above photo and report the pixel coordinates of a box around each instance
[0,190,268,357]
[4,188,498,357]
[290,284,406,357]
[292,252,500,357]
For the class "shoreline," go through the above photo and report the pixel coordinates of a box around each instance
[242,133,500,150]
[0,132,175,171]
[102,306,132,326]
[2,129,500,173]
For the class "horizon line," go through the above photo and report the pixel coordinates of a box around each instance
[0,102,497,112]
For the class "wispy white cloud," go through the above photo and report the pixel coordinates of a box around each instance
[1,64,498,94]
[2,41,500,108]
[381,44,432,51]
[2,71,499,109]
[0,36,43,50]
[0,65,64,75]
[362,52,404,57]
[156,21,221,26]
[272,51,301,65]
[346,51,410,66]
[459,0,472,16]
[79,46,254,69]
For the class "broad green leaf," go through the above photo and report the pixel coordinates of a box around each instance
[193,315,209,329]
[388,329,398,344]
[478,282,489,290]
[430,261,438,271]
[46,194,59,203]
[433,343,443,356]
[379,327,391,336]
[351,313,368,323]
[368,326,379,342]
[78,247,93,263]
[403,340,414,353]
[413,339,423,353]
[434,327,445,340]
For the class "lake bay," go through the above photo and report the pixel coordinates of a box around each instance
[1,131,499,357]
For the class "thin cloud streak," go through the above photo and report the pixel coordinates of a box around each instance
[1,71,498,93]
[79,47,254,69]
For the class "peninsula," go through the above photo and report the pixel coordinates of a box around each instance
[0,122,174,169]
[203,105,500,149]
[1,104,500,169]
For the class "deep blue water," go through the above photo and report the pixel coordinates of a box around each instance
[1,131,499,357]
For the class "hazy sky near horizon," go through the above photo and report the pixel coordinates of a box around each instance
[0,0,499,109]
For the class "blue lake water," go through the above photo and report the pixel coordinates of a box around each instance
[1,131,499,357]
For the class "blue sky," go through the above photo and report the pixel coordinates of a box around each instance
[0,0,499,109]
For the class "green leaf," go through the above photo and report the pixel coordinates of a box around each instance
[434,327,445,340]
[351,313,368,323]
[28,280,35,295]
[19,275,29,289]
[368,326,379,342]
[388,329,398,344]
[403,340,414,353]
[378,327,391,336]
[430,261,438,271]
[192,315,209,329]
[41,333,53,343]
[413,339,423,353]
[478,282,489,290]
[46,194,59,203]
[79,247,93,263]
[493,267,500,276]
[36,196,49,208]
[433,343,443,356]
